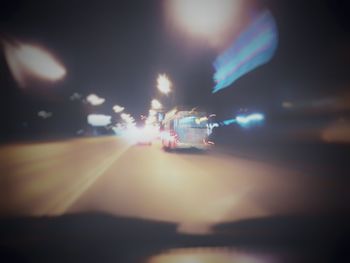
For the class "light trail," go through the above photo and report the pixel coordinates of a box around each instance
[213,9,278,93]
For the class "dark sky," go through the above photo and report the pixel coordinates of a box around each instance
[1,0,349,138]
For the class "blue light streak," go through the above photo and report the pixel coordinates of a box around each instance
[223,119,236,126]
[212,9,278,93]
[221,113,265,128]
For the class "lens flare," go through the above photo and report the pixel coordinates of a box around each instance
[3,41,66,87]
[165,0,242,46]
[213,9,278,93]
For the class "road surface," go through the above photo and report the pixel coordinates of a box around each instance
[0,136,341,233]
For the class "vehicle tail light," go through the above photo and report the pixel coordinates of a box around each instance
[170,130,178,142]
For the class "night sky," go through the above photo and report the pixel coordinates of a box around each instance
[1,0,349,139]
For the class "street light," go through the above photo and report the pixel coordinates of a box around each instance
[113,105,125,113]
[157,74,172,95]
[151,99,162,110]
[164,0,242,47]
[3,40,67,87]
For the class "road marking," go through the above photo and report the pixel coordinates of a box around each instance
[46,144,131,215]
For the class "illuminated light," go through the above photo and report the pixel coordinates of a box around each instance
[38,110,53,119]
[120,112,136,127]
[221,114,264,127]
[121,113,131,121]
[165,0,242,46]
[148,249,268,263]
[86,94,105,106]
[121,125,158,144]
[122,126,139,143]
[149,109,157,116]
[200,117,208,122]
[157,73,172,94]
[151,99,162,110]
[236,113,265,127]
[223,119,236,126]
[112,123,126,135]
[3,41,66,87]
[87,114,111,127]
[238,113,264,122]
[144,125,160,139]
[195,117,208,125]
[146,115,157,125]
[113,105,125,113]
[236,116,249,124]
[213,9,278,93]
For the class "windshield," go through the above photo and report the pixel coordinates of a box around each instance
[0,0,348,262]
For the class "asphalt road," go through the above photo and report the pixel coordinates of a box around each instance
[0,136,342,234]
